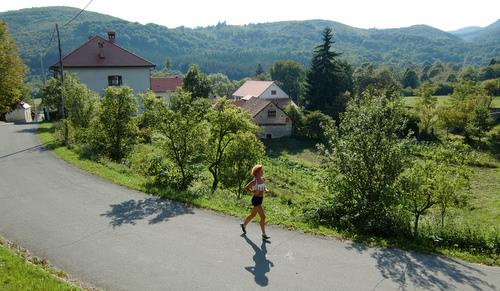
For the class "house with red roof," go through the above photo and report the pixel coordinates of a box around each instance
[150,76,183,104]
[233,80,294,138]
[50,32,155,95]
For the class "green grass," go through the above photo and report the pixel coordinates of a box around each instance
[462,166,500,226]
[403,95,500,108]
[38,122,500,265]
[0,238,79,291]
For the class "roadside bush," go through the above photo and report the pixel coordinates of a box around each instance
[321,92,412,234]
[53,119,76,147]
[420,223,500,259]
[126,144,165,177]
[88,86,138,161]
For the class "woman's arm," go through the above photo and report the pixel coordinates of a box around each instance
[244,179,255,194]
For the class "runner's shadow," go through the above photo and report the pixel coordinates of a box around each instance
[242,234,274,287]
[101,197,194,227]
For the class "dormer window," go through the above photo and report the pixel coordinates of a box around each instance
[108,75,122,86]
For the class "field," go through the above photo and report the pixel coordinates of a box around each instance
[403,95,500,108]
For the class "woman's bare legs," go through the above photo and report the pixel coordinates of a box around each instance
[244,206,259,227]
[256,206,266,235]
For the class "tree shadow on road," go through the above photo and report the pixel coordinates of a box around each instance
[101,197,194,227]
[242,234,274,287]
[345,242,496,290]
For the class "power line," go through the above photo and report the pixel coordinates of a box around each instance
[62,0,95,27]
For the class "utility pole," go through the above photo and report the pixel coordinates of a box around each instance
[56,23,65,119]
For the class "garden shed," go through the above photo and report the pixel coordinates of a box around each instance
[5,101,32,123]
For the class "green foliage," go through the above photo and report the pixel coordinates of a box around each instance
[40,73,98,124]
[269,60,306,103]
[207,73,235,97]
[302,110,334,141]
[0,21,26,116]
[398,156,470,237]
[183,64,211,98]
[482,78,500,96]
[466,101,493,141]
[459,66,480,82]
[402,68,420,89]
[206,97,259,191]
[284,104,305,137]
[352,63,400,97]
[220,132,265,197]
[136,90,162,143]
[305,27,353,119]
[415,82,438,137]
[154,90,209,190]
[321,92,411,234]
[40,74,98,147]
[438,81,492,139]
[89,86,138,161]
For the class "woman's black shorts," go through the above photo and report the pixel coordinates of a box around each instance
[251,196,263,206]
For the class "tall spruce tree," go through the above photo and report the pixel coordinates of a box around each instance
[305,27,352,119]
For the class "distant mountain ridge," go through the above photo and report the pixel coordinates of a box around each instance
[1,7,499,79]
[449,20,500,42]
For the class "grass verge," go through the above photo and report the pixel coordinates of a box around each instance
[0,237,88,291]
[38,122,499,266]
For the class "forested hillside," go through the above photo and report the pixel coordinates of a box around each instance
[1,7,499,79]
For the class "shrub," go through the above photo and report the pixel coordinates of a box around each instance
[321,92,412,234]
[88,86,138,161]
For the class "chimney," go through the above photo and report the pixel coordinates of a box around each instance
[98,41,105,59]
[107,31,116,43]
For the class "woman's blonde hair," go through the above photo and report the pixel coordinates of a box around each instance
[251,164,263,176]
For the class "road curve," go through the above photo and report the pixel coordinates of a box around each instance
[0,123,499,291]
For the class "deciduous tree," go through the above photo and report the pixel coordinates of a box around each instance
[206,98,258,192]
[0,21,26,116]
[183,64,211,98]
[270,60,306,103]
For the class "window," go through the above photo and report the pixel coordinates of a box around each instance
[271,90,276,95]
[267,110,276,118]
[108,75,122,86]
[266,134,272,139]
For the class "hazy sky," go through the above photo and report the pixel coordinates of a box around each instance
[1,0,499,31]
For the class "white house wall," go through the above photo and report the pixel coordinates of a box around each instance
[259,83,289,100]
[66,67,151,95]
[5,108,32,123]
[252,103,292,138]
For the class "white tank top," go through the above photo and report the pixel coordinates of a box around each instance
[254,179,265,192]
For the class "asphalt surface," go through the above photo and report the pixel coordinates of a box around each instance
[0,123,499,291]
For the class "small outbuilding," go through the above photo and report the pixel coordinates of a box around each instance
[5,102,32,123]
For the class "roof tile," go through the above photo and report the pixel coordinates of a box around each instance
[50,35,155,68]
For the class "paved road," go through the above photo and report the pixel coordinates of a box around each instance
[0,123,499,291]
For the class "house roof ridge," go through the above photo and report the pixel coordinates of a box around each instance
[50,35,155,69]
